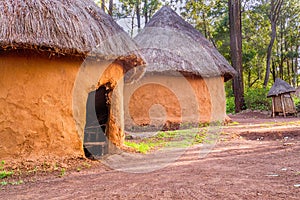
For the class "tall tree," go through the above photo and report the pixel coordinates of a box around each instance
[229,0,245,112]
[136,0,141,30]
[109,0,113,16]
[95,0,107,13]
[144,0,149,24]
[263,0,283,87]
[101,0,105,11]
[116,0,161,37]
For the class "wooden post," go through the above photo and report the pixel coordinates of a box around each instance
[280,94,286,117]
[272,96,275,118]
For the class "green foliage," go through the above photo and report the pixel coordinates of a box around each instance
[58,168,66,178]
[293,96,300,111]
[193,129,207,144]
[226,96,235,114]
[124,141,157,153]
[1,180,23,186]
[0,161,13,179]
[244,88,271,111]
[125,128,210,153]
[226,87,272,112]
[0,171,13,179]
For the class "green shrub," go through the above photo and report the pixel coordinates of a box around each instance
[0,161,13,179]
[244,88,271,111]
[293,95,300,111]
[226,96,235,114]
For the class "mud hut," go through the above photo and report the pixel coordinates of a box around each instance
[0,0,144,160]
[267,78,296,117]
[124,6,236,130]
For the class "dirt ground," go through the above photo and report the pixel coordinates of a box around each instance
[1,111,300,199]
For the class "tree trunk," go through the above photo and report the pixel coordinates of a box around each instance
[229,0,245,113]
[136,1,141,30]
[290,44,296,87]
[144,0,148,24]
[287,57,291,84]
[264,21,277,86]
[271,58,276,82]
[248,70,251,88]
[130,13,135,38]
[101,0,105,11]
[108,0,113,16]
[295,45,299,86]
[263,0,283,87]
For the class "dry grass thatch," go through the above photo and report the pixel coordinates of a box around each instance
[0,0,144,70]
[267,78,295,97]
[134,6,236,81]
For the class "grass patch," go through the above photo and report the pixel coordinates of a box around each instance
[124,141,163,154]
[125,128,211,154]
[58,168,66,178]
[228,121,240,126]
[0,161,13,179]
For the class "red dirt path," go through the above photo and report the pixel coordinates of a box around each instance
[1,111,300,199]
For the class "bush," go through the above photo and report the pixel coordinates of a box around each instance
[226,96,235,114]
[244,87,271,111]
[226,87,272,113]
[293,95,300,111]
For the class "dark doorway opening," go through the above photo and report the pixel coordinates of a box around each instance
[84,86,110,159]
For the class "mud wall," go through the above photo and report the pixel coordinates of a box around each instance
[72,60,125,149]
[124,74,226,130]
[0,51,125,160]
[0,52,83,160]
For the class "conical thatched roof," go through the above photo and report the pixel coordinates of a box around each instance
[0,0,144,69]
[134,6,236,81]
[267,78,295,97]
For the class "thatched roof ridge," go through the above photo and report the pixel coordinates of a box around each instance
[267,78,295,97]
[134,6,236,81]
[0,0,144,68]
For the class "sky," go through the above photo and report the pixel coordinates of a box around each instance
[94,0,184,37]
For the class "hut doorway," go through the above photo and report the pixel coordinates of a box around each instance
[84,85,110,159]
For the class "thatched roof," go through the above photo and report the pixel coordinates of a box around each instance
[0,0,144,70]
[267,78,295,97]
[134,6,236,81]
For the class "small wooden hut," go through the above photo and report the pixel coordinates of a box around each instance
[267,78,296,117]
[124,6,236,130]
[0,0,144,160]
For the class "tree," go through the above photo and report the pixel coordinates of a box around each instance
[101,0,105,11]
[109,0,113,16]
[263,0,283,87]
[94,0,109,13]
[116,0,161,37]
[229,0,245,112]
[136,0,141,29]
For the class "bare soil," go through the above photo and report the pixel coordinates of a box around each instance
[1,111,300,199]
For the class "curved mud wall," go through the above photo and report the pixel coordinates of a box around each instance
[124,74,226,130]
[0,52,83,160]
[0,51,125,160]
[72,60,125,149]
